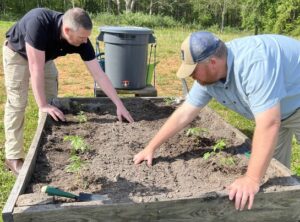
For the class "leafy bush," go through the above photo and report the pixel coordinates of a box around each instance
[91,12,121,26]
[0,12,19,21]
[92,12,179,28]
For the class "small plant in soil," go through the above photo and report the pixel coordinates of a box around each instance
[186,127,208,137]
[65,155,86,173]
[63,135,90,153]
[203,139,227,160]
[64,135,89,184]
[163,97,178,105]
[220,156,236,166]
[76,111,87,123]
[65,154,87,188]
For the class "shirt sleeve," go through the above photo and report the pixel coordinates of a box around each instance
[243,59,286,116]
[24,17,48,51]
[186,81,212,107]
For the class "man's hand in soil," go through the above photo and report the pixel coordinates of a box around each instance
[133,148,154,166]
[116,105,134,123]
[40,104,65,122]
[228,175,260,211]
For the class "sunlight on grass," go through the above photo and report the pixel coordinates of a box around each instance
[0,145,15,222]
[292,137,300,175]
[208,99,255,138]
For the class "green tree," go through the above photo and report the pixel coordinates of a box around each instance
[1,0,300,35]
[273,0,300,35]
[241,0,269,34]
[190,0,242,30]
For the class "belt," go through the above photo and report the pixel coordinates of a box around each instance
[5,40,15,52]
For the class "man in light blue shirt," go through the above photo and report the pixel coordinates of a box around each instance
[187,34,300,120]
[133,31,300,211]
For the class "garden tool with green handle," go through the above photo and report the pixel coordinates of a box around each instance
[41,185,110,202]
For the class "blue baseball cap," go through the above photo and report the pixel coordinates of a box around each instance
[176,31,220,78]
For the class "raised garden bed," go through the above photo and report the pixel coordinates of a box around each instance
[3,97,300,222]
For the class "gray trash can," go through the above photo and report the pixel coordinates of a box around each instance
[98,26,156,89]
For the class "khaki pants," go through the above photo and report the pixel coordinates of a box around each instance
[3,42,58,159]
[274,109,300,168]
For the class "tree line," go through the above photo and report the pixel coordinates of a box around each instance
[1,0,300,35]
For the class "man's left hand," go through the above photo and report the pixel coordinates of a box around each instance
[228,175,260,210]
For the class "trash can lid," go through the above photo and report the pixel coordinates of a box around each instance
[99,26,153,35]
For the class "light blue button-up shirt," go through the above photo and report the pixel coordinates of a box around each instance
[187,34,300,120]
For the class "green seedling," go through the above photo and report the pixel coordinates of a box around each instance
[64,135,90,153]
[203,152,212,160]
[163,97,176,105]
[65,155,86,173]
[220,156,236,166]
[203,139,227,160]
[186,127,208,137]
[212,139,226,152]
[76,111,87,123]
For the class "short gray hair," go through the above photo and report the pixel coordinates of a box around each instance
[63,7,92,31]
[213,41,227,58]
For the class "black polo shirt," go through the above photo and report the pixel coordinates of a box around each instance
[6,8,95,62]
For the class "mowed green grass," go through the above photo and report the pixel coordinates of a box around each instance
[0,20,299,222]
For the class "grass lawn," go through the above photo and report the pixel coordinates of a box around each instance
[0,20,300,221]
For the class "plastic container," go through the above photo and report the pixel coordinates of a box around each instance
[98,26,155,89]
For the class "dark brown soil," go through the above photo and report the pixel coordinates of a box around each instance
[26,98,280,204]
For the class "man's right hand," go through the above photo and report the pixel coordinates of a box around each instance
[133,148,154,166]
[40,104,65,121]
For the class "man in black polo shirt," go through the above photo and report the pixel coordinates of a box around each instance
[3,7,134,175]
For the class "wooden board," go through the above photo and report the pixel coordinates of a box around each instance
[2,97,300,222]
[94,85,157,97]
[11,190,300,222]
[2,114,48,222]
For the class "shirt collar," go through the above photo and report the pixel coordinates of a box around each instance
[224,47,234,85]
